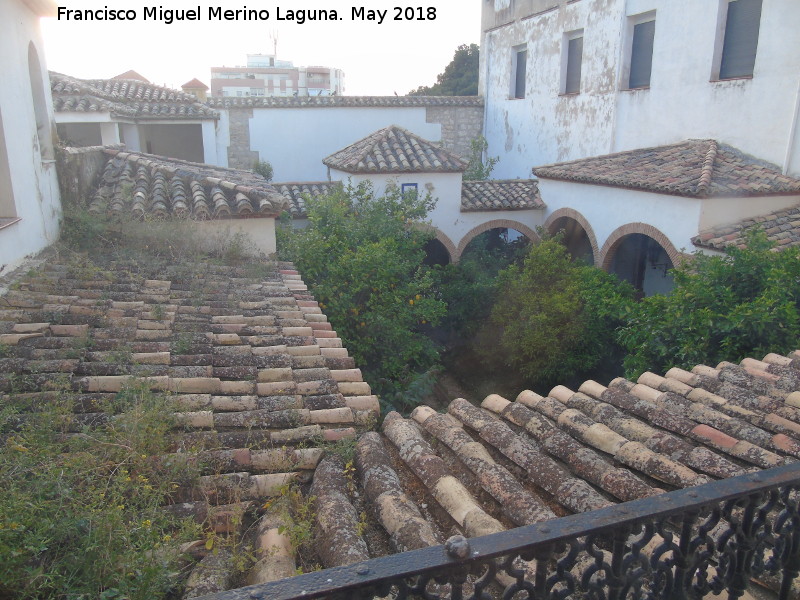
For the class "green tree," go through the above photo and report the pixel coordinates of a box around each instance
[617,229,800,378]
[463,136,499,181]
[488,237,634,386]
[408,44,479,96]
[278,182,446,404]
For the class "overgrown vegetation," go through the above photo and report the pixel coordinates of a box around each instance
[408,43,479,96]
[278,182,445,409]
[0,383,201,599]
[487,237,635,388]
[463,136,499,181]
[618,229,800,378]
[253,159,274,182]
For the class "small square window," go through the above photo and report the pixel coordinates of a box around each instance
[718,0,762,79]
[563,33,583,94]
[401,183,418,196]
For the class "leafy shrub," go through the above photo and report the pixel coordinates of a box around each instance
[279,182,446,406]
[253,160,274,182]
[488,237,634,387]
[463,136,499,181]
[617,229,800,378]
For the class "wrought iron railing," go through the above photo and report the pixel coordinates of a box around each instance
[199,462,800,600]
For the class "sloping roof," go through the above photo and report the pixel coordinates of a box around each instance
[461,179,545,211]
[0,256,378,596]
[182,78,209,91]
[50,72,218,120]
[323,126,466,174]
[111,70,149,82]
[534,140,800,198]
[272,181,341,218]
[207,95,484,109]
[693,204,800,251]
[87,148,288,219]
[3,244,800,595]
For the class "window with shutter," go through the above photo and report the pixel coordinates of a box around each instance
[564,36,583,94]
[629,19,655,89]
[719,0,762,79]
[513,48,527,99]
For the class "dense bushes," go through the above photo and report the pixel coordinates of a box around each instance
[617,229,800,377]
[278,182,445,406]
[487,237,634,386]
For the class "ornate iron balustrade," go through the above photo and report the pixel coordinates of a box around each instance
[199,462,800,600]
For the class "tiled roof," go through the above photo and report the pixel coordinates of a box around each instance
[693,204,800,251]
[461,179,545,211]
[0,257,378,596]
[323,126,466,174]
[3,248,800,595]
[111,70,149,82]
[534,140,800,198]
[182,78,209,90]
[207,95,484,109]
[272,181,341,218]
[50,72,218,120]
[88,148,288,219]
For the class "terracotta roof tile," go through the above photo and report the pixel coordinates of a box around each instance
[693,204,800,250]
[534,140,800,198]
[322,126,466,174]
[461,179,545,211]
[182,78,209,90]
[207,95,484,109]
[50,71,218,120]
[87,148,288,219]
[272,181,341,218]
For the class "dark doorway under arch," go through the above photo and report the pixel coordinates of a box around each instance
[423,238,451,266]
[549,216,594,264]
[609,233,674,296]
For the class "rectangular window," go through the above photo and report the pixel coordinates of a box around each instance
[511,47,527,99]
[564,35,583,94]
[401,183,418,197]
[719,0,762,79]
[629,19,655,88]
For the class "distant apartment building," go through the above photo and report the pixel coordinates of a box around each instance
[210,53,344,98]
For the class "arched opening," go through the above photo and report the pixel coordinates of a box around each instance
[608,233,674,296]
[0,107,17,219]
[455,219,539,261]
[423,238,451,266]
[28,42,54,160]
[549,216,594,264]
[460,227,531,264]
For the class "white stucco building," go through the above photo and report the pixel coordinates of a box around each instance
[479,0,800,293]
[0,0,62,273]
[51,72,221,165]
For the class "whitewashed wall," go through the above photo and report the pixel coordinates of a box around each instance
[250,108,443,181]
[481,0,800,179]
[0,0,62,273]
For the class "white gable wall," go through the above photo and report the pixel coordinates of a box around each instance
[0,0,61,273]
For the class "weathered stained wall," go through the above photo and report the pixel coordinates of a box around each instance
[0,0,61,273]
[225,104,483,180]
[481,0,800,178]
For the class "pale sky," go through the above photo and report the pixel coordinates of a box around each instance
[41,1,482,96]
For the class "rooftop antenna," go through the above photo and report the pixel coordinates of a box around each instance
[269,29,279,58]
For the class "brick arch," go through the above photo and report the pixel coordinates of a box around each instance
[454,219,540,262]
[543,208,601,268]
[413,224,457,264]
[599,222,682,272]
